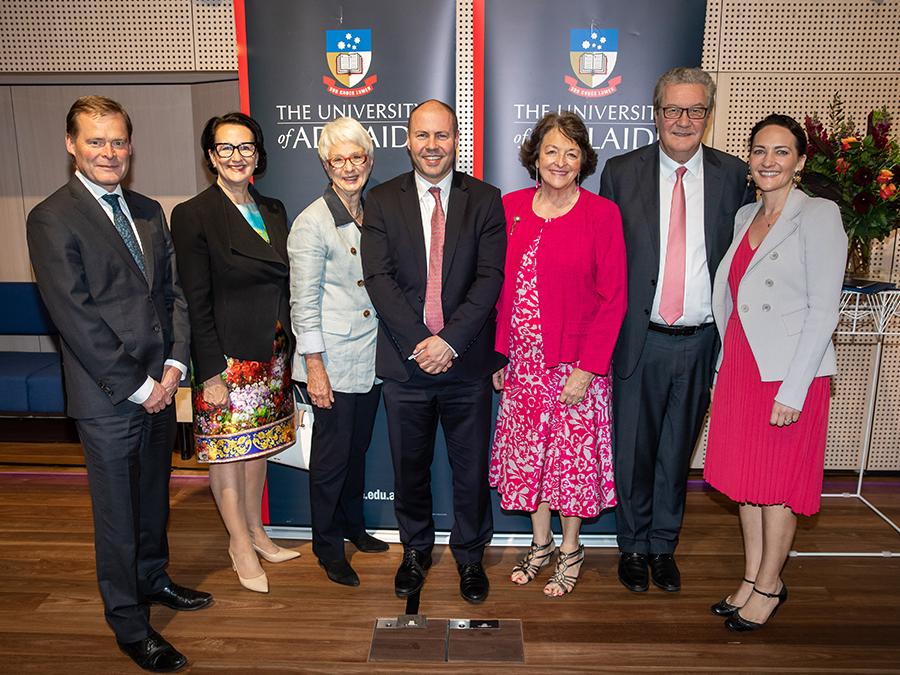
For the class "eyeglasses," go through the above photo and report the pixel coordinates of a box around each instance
[327,154,368,169]
[659,106,709,120]
[214,142,258,158]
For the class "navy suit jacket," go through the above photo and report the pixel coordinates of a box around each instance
[27,175,190,418]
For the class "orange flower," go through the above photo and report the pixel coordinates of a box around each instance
[876,169,894,184]
[880,183,897,200]
[835,157,850,174]
[840,137,859,151]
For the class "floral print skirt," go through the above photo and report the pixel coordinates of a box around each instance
[489,234,616,519]
[192,322,295,463]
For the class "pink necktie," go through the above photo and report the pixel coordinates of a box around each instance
[659,166,687,325]
[424,186,445,333]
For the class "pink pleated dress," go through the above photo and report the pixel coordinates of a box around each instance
[704,231,830,516]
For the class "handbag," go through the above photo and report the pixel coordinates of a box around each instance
[268,385,314,470]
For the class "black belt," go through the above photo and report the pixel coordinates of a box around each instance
[648,322,714,336]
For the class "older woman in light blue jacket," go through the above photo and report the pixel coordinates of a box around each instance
[288,117,387,587]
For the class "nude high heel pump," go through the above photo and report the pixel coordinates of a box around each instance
[229,551,269,593]
[252,542,301,563]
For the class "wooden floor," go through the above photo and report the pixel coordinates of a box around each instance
[0,444,899,673]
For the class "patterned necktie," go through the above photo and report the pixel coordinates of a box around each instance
[424,186,445,333]
[659,166,687,325]
[101,193,146,277]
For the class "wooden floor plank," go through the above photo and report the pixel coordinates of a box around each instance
[0,460,898,673]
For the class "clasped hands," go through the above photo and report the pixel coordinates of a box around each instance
[142,365,182,414]
[412,335,454,375]
[493,366,594,407]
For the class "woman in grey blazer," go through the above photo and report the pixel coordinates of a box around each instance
[288,117,388,587]
[704,115,847,631]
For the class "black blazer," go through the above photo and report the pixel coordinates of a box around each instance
[26,176,190,418]
[361,171,507,382]
[599,142,752,379]
[170,183,292,383]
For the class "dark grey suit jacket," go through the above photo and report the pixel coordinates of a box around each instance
[361,170,507,383]
[599,142,752,379]
[26,175,190,418]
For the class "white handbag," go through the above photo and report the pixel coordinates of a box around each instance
[268,385,314,470]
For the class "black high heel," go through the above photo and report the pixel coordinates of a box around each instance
[725,583,788,631]
[710,577,755,617]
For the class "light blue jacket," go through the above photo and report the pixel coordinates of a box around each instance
[288,188,379,393]
[712,188,847,411]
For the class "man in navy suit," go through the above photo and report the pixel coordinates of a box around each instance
[361,99,506,604]
[27,96,211,672]
[600,69,752,594]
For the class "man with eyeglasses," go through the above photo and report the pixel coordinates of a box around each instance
[27,96,210,672]
[600,68,753,595]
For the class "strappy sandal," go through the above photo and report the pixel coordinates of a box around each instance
[511,539,555,585]
[544,543,584,597]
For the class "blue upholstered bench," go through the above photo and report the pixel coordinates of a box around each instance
[0,282,65,415]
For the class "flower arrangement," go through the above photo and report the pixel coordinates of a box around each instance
[802,93,900,275]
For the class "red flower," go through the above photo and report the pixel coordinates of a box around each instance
[840,137,859,151]
[880,183,897,200]
[852,167,874,186]
[876,169,894,184]
[835,158,850,174]
[852,191,876,214]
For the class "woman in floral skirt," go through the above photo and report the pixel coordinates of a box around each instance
[172,112,299,594]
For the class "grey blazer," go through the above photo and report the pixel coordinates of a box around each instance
[712,188,847,410]
[288,187,379,393]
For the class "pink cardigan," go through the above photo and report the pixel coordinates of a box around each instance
[494,187,627,376]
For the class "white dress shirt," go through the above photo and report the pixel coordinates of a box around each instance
[651,147,713,326]
[75,171,187,404]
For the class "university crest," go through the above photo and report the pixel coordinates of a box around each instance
[323,29,377,97]
[564,28,621,98]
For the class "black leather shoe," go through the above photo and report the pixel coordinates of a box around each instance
[319,558,360,586]
[458,562,489,603]
[117,632,187,672]
[394,548,432,597]
[649,553,681,592]
[725,583,788,632]
[617,552,649,592]
[146,583,213,611]
[350,532,390,553]
[711,577,755,616]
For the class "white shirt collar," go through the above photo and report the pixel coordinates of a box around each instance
[659,145,703,179]
[75,170,125,203]
[414,170,453,202]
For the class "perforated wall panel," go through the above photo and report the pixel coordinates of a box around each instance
[456,0,474,174]
[192,0,237,71]
[717,0,900,73]
[0,1,237,72]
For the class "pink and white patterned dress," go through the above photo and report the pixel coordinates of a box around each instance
[489,234,616,519]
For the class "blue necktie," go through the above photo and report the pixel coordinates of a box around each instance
[101,193,146,277]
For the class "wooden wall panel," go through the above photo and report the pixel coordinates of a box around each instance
[0,86,30,282]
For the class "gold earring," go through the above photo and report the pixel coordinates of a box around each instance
[746,172,753,185]
[793,171,801,186]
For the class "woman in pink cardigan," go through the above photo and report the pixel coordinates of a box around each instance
[489,111,627,597]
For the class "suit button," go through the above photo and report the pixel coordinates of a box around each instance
[740,304,749,313]
[153,325,160,332]
[650,279,657,286]
[357,279,365,287]
[762,304,771,312]
[644,308,650,315]
[770,252,779,260]
[363,309,371,318]
[765,278,774,287]
[350,247,358,255]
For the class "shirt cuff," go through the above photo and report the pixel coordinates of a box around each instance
[164,359,188,381]
[298,330,326,354]
[128,376,155,404]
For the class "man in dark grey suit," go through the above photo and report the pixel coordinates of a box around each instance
[27,96,211,672]
[600,68,752,593]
